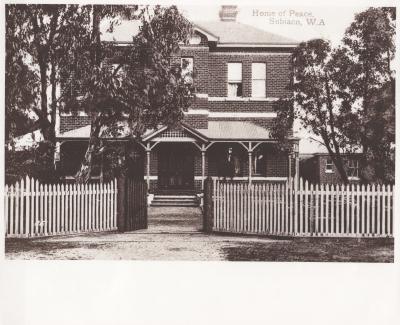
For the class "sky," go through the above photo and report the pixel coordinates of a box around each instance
[100,3,371,154]
[179,5,366,46]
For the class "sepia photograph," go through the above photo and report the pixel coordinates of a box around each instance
[3,2,395,263]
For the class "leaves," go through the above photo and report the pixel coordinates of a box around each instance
[71,5,194,182]
[274,7,395,183]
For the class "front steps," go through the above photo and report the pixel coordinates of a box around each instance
[150,195,199,207]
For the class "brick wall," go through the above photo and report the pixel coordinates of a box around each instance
[183,114,208,129]
[266,153,288,177]
[60,115,91,133]
[207,100,275,112]
[207,52,291,98]
[317,155,342,184]
[300,155,361,184]
[317,155,361,184]
[59,41,293,136]
[180,46,209,94]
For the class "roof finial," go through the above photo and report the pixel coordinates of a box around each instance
[219,5,238,22]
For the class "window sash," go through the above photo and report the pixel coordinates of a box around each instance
[228,63,242,82]
[251,63,266,97]
[228,82,242,97]
[252,63,266,79]
[252,80,266,98]
[326,159,333,171]
[348,160,359,177]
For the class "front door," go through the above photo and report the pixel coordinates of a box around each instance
[158,144,194,190]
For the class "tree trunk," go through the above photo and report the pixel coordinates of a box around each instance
[321,131,349,183]
[73,6,105,184]
[49,61,57,143]
[91,5,102,66]
[39,60,52,141]
[75,114,103,183]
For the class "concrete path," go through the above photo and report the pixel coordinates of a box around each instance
[5,207,393,262]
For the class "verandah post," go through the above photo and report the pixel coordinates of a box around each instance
[203,177,214,233]
[247,142,253,184]
[201,145,206,191]
[146,143,151,190]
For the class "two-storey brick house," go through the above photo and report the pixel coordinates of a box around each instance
[55,6,300,201]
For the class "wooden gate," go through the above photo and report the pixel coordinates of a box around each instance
[116,177,147,232]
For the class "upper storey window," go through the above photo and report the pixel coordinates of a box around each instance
[251,63,266,98]
[181,57,194,85]
[227,63,242,97]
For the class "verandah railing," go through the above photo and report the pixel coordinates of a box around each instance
[4,176,118,238]
[211,178,394,237]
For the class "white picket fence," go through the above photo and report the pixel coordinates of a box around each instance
[4,176,118,238]
[212,178,394,238]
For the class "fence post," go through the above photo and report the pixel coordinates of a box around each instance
[117,175,127,232]
[143,181,148,229]
[310,183,315,235]
[203,177,213,233]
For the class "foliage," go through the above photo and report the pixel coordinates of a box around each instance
[5,6,38,141]
[5,4,140,181]
[5,143,58,184]
[271,98,295,153]
[71,5,194,182]
[6,4,139,141]
[273,7,395,183]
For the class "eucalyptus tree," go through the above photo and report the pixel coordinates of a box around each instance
[5,4,138,144]
[273,7,395,183]
[71,6,194,182]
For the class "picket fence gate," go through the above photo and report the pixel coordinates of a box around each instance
[211,178,394,238]
[4,176,118,238]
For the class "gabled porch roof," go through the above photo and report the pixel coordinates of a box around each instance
[141,122,208,142]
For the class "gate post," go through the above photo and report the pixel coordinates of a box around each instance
[117,175,127,232]
[203,177,214,233]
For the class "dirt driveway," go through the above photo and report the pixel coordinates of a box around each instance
[5,207,394,262]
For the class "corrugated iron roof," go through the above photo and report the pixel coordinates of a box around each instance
[100,17,298,46]
[194,21,298,46]
[58,121,272,141]
[197,121,270,140]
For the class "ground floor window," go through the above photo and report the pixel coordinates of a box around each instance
[347,158,359,178]
[325,158,334,173]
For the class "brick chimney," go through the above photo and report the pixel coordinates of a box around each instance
[219,5,238,21]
